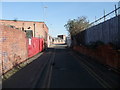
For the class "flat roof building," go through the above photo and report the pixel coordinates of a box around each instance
[0,20,48,41]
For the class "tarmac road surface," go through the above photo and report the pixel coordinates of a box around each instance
[2,44,120,88]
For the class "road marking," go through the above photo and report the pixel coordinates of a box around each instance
[41,48,56,88]
[46,49,56,88]
[32,51,52,88]
[69,52,112,88]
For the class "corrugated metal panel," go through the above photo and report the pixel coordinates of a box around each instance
[75,15,119,48]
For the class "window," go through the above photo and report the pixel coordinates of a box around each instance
[24,30,33,38]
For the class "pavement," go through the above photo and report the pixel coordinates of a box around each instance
[2,44,120,88]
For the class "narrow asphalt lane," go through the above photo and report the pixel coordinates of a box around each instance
[50,44,120,88]
[50,46,103,88]
[2,44,120,88]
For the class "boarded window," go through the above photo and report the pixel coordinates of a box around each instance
[25,30,33,38]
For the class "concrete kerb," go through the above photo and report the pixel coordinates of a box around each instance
[2,51,44,81]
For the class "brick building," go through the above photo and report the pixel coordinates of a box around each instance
[0,20,49,46]
[58,35,66,41]
[53,35,66,44]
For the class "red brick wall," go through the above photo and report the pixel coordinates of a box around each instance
[0,24,28,73]
[0,25,2,75]
[73,45,120,70]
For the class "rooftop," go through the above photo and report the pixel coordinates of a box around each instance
[0,19,44,23]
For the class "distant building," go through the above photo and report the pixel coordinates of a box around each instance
[53,35,66,44]
[58,35,66,40]
[118,1,120,15]
[58,35,66,41]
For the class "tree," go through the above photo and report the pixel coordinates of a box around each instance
[13,18,18,22]
[64,16,91,37]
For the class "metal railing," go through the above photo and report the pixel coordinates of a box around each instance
[90,5,120,27]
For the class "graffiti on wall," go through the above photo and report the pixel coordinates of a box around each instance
[13,54,21,66]
[11,43,19,52]
[0,37,7,42]
[0,51,9,72]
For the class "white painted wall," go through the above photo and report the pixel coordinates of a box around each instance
[66,37,71,47]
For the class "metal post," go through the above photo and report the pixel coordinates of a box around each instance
[43,6,48,22]
[22,23,24,31]
[95,16,96,25]
[115,5,117,16]
[104,9,106,22]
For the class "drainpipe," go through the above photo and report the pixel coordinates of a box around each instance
[33,23,35,37]
[22,23,24,31]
